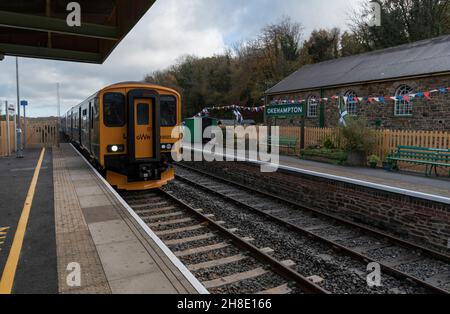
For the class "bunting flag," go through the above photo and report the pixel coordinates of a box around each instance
[269,85,450,106]
[193,104,266,118]
[193,85,449,118]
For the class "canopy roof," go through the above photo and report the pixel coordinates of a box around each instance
[0,0,155,63]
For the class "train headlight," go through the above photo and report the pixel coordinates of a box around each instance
[161,144,173,150]
[107,145,125,153]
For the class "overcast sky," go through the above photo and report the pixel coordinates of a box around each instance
[0,0,362,117]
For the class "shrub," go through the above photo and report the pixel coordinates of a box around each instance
[322,136,336,150]
[339,118,376,154]
[368,154,380,163]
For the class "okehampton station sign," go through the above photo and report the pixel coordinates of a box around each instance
[265,103,305,117]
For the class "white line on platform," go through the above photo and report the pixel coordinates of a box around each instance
[184,147,450,205]
[71,144,209,295]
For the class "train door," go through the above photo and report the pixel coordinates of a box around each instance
[89,101,92,152]
[134,98,154,159]
[70,111,73,140]
[78,107,82,145]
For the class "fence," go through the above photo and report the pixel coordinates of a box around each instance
[0,121,16,157]
[25,119,58,148]
[277,126,450,174]
[0,119,58,156]
[296,127,450,159]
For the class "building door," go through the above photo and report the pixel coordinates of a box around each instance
[134,98,154,159]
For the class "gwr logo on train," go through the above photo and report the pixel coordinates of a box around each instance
[136,134,152,141]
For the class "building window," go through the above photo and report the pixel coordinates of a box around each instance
[345,90,358,116]
[394,85,414,116]
[307,95,318,118]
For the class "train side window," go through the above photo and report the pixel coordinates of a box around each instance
[103,93,126,127]
[90,104,94,129]
[137,103,150,125]
[160,95,177,126]
[82,109,87,121]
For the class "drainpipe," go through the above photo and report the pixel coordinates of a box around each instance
[319,89,325,128]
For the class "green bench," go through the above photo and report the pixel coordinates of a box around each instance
[387,146,450,176]
[267,136,299,155]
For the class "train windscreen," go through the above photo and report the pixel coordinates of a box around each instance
[103,93,126,127]
[161,95,177,126]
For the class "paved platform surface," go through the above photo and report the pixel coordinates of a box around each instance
[0,148,57,293]
[278,155,450,199]
[0,144,199,294]
[53,144,199,294]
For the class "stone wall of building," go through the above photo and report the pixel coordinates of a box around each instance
[267,75,450,131]
[185,161,450,252]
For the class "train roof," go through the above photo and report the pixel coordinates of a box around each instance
[65,81,180,114]
[101,81,181,96]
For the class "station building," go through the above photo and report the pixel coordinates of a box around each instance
[265,35,450,131]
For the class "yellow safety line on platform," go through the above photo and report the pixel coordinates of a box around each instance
[0,227,9,249]
[0,148,46,294]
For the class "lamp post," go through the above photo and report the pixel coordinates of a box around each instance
[16,57,24,158]
[57,83,61,147]
[21,100,28,149]
[5,101,10,156]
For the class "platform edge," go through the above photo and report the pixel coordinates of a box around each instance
[71,144,209,295]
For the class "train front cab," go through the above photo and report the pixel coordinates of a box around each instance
[101,85,179,190]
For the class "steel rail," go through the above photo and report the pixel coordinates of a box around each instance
[175,164,450,294]
[156,188,330,294]
[176,163,450,262]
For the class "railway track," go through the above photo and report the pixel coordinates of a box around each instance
[172,163,450,294]
[119,189,329,294]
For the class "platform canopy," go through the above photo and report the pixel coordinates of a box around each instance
[0,0,155,63]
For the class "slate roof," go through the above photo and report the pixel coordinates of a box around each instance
[266,35,450,95]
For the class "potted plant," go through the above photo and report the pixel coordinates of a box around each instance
[382,153,394,171]
[339,118,376,166]
[368,155,380,168]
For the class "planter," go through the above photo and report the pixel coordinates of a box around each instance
[301,148,348,165]
[346,151,366,166]
[382,161,392,171]
[369,162,378,169]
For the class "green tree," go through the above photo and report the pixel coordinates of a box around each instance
[302,28,341,63]
[340,31,367,57]
[349,0,450,50]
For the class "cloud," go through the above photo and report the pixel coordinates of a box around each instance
[0,0,361,117]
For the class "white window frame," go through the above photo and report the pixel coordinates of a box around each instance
[307,95,318,118]
[394,85,414,116]
[345,90,358,116]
